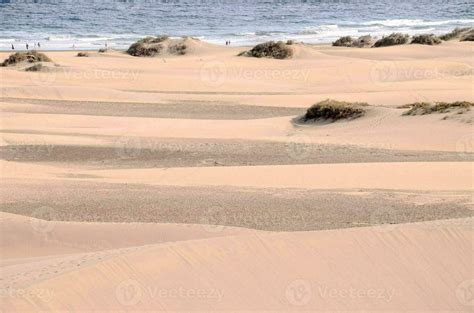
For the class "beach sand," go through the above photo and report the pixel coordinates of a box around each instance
[0,40,473,311]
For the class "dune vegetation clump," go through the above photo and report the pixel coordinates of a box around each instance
[411,34,442,45]
[353,35,374,48]
[400,101,474,115]
[1,51,52,67]
[332,36,353,47]
[168,42,187,55]
[373,33,410,47]
[439,27,473,41]
[301,99,367,122]
[127,35,169,57]
[460,29,474,42]
[333,35,374,48]
[24,64,46,72]
[241,41,293,59]
[77,52,89,57]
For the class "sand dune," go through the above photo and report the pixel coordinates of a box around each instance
[1,215,472,311]
[1,41,473,311]
[0,212,261,260]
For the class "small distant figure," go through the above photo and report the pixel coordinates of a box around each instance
[37,42,41,49]
[105,42,108,49]
[26,43,29,50]
[72,43,76,50]
[229,40,231,45]
[11,44,14,50]
[225,40,228,46]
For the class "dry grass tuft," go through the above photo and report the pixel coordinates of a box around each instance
[333,35,374,48]
[411,34,442,45]
[240,41,293,59]
[301,99,367,122]
[168,42,187,55]
[373,33,410,47]
[1,51,52,67]
[127,36,169,56]
[24,64,47,72]
[440,27,473,41]
[400,101,474,115]
[332,36,353,47]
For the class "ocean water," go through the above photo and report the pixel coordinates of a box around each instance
[0,0,472,50]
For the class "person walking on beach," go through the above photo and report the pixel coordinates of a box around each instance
[26,43,29,50]
[37,42,41,49]
[11,44,14,50]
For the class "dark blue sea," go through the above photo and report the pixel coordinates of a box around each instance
[0,0,472,50]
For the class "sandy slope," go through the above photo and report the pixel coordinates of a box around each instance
[1,214,472,311]
[0,212,261,260]
[1,41,473,311]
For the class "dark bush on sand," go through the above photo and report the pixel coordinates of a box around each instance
[353,35,374,48]
[168,42,187,55]
[400,101,473,115]
[301,99,367,122]
[241,41,293,59]
[440,27,473,41]
[77,52,89,57]
[373,33,410,47]
[1,51,52,66]
[460,29,474,42]
[127,36,169,57]
[333,35,374,48]
[332,36,353,47]
[411,34,441,45]
[24,64,46,72]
